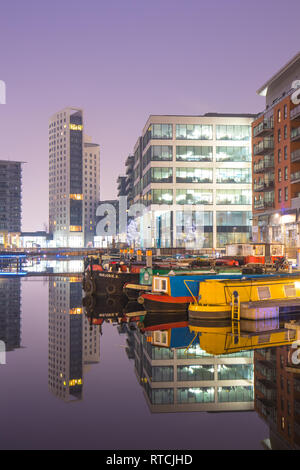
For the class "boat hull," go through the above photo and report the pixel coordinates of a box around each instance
[140,293,192,313]
[83,271,140,296]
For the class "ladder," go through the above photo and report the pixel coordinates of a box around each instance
[231,291,240,321]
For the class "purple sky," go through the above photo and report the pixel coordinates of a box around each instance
[0,0,300,231]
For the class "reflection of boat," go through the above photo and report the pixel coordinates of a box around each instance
[83,292,145,327]
[139,312,196,349]
[188,317,300,356]
[188,276,300,320]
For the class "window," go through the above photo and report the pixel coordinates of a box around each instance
[216,146,251,162]
[217,386,253,403]
[278,129,281,143]
[284,146,288,160]
[176,189,213,205]
[151,167,173,183]
[176,167,212,183]
[278,149,281,163]
[216,168,251,184]
[278,109,281,123]
[257,286,271,300]
[177,365,214,381]
[284,104,288,119]
[284,167,288,181]
[278,169,282,182]
[216,125,250,141]
[177,387,215,404]
[143,124,172,148]
[285,187,288,201]
[284,125,288,139]
[176,146,212,162]
[151,189,173,204]
[278,188,282,203]
[151,145,173,162]
[176,124,212,140]
[216,189,251,205]
[216,211,252,226]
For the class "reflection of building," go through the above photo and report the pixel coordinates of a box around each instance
[119,114,255,251]
[252,52,300,259]
[48,108,100,247]
[255,345,300,449]
[0,160,23,248]
[48,277,100,402]
[0,278,21,352]
[130,327,254,413]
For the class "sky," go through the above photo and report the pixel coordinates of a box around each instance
[0,0,300,231]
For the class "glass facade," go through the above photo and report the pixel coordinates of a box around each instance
[217,364,253,381]
[176,124,213,140]
[216,146,251,162]
[177,388,215,404]
[176,146,213,162]
[216,189,251,205]
[143,124,173,148]
[216,125,250,141]
[216,211,251,227]
[143,146,173,168]
[176,167,213,183]
[151,167,173,183]
[216,168,251,184]
[151,189,173,204]
[217,386,253,402]
[176,189,213,205]
[177,365,214,381]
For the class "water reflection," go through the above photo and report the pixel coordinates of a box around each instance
[255,344,300,450]
[48,277,100,402]
[0,278,21,352]
[1,276,300,449]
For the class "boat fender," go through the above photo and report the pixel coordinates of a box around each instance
[137,296,144,304]
[106,284,117,295]
[84,278,96,295]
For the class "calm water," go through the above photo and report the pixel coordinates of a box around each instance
[1,274,298,450]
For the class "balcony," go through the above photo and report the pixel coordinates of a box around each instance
[291,126,300,142]
[291,104,300,120]
[291,171,300,184]
[254,199,264,210]
[291,148,300,163]
[253,162,264,174]
[254,182,265,192]
[264,156,274,171]
[253,120,274,137]
[253,138,274,156]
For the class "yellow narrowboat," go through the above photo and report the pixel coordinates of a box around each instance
[188,276,300,320]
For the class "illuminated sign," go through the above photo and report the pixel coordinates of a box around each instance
[70,226,82,232]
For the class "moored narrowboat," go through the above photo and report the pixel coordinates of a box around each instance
[188,275,300,321]
[139,271,287,313]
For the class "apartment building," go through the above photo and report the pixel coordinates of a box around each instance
[0,160,23,247]
[49,108,100,247]
[252,51,300,259]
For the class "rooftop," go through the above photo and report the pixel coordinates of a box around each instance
[257,51,300,96]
